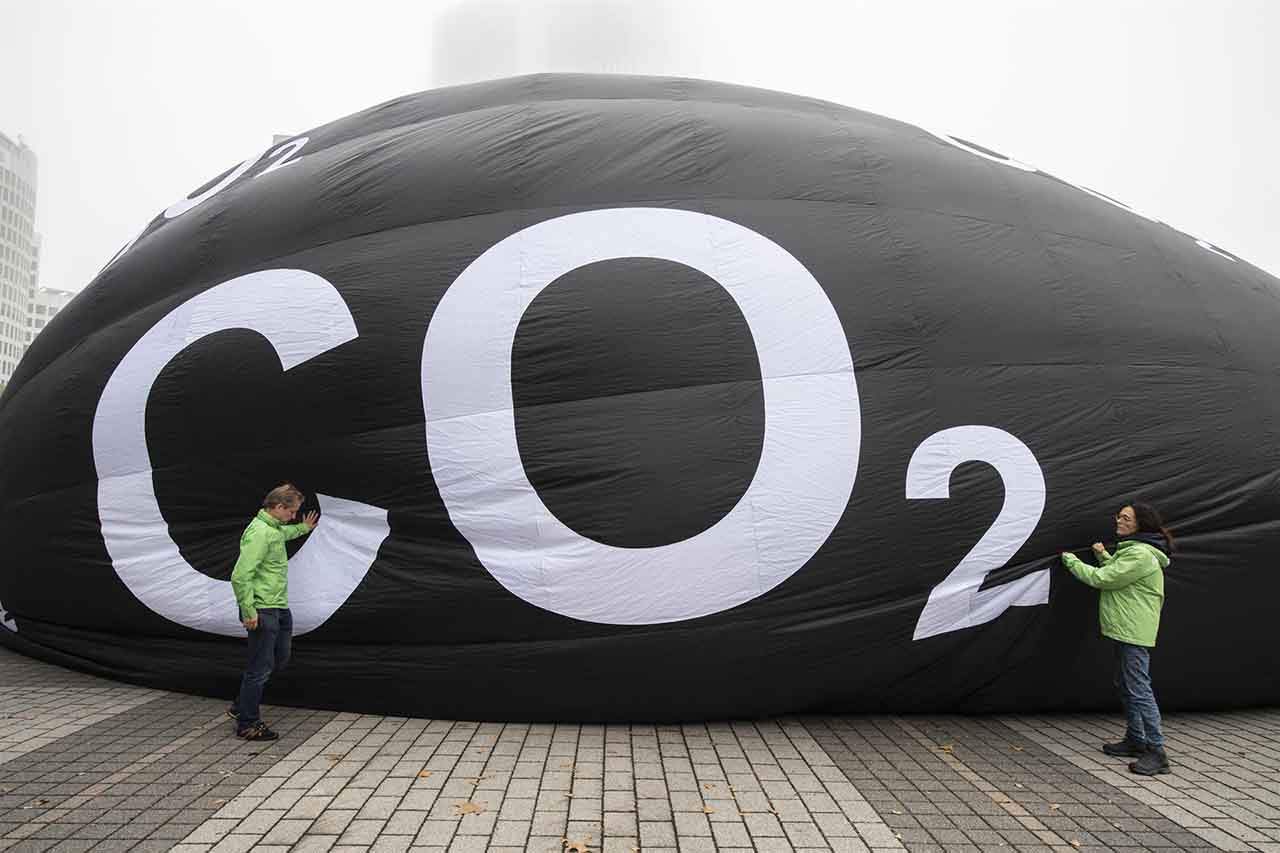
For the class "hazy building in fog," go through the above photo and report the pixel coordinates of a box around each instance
[432,1,527,87]
[431,0,682,87]
[0,131,38,387]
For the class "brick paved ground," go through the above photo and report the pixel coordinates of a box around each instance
[1,646,1277,853]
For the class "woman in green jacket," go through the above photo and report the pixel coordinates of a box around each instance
[1061,501,1174,776]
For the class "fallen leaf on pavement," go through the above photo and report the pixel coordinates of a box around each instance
[938,743,954,753]
[417,770,433,778]
[1070,841,1080,849]
[564,838,590,853]
[703,806,716,814]
[453,801,486,815]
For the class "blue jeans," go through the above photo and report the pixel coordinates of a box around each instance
[1114,641,1164,748]
[234,608,292,730]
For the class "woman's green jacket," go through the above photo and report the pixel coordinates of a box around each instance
[1061,539,1168,647]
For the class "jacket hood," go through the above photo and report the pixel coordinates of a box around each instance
[1119,533,1171,567]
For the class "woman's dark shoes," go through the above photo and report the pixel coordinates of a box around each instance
[236,721,279,741]
[1102,737,1147,757]
[1129,747,1171,776]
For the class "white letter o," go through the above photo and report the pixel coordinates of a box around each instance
[422,208,860,624]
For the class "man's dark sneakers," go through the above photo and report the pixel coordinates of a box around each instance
[1129,747,1171,776]
[1102,737,1147,758]
[236,721,279,742]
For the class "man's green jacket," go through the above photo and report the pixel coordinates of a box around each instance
[230,510,312,621]
[1061,539,1168,647]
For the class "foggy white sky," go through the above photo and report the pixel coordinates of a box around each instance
[1,0,1277,293]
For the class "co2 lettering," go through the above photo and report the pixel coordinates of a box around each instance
[93,208,1049,639]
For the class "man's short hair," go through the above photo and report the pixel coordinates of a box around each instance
[263,484,305,510]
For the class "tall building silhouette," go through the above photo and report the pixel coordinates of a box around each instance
[0,132,38,387]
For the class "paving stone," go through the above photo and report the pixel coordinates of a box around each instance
[413,821,457,847]
[369,839,412,853]
[339,819,386,846]
[640,820,677,846]
[673,811,712,837]
[287,795,336,820]
[311,810,358,835]
[445,836,488,853]
[813,811,857,837]
[675,838,716,853]
[259,818,310,845]
[745,813,787,837]
[207,835,261,853]
[329,789,373,811]
[712,822,753,847]
[523,837,564,853]
[182,820,240,845]
[751,838,796,853]
[383,812,428,836]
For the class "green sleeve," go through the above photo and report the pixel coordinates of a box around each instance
[1063,548,1156,591]
[230,529,268,620]
[281,522,313,542]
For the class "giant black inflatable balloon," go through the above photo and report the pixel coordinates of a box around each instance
[2,75,1277,720]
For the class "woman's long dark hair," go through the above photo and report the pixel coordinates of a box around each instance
[1127,500,1176,554]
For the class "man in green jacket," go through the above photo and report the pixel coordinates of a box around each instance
[1061,502,1173,776]
[229,484,318,741]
